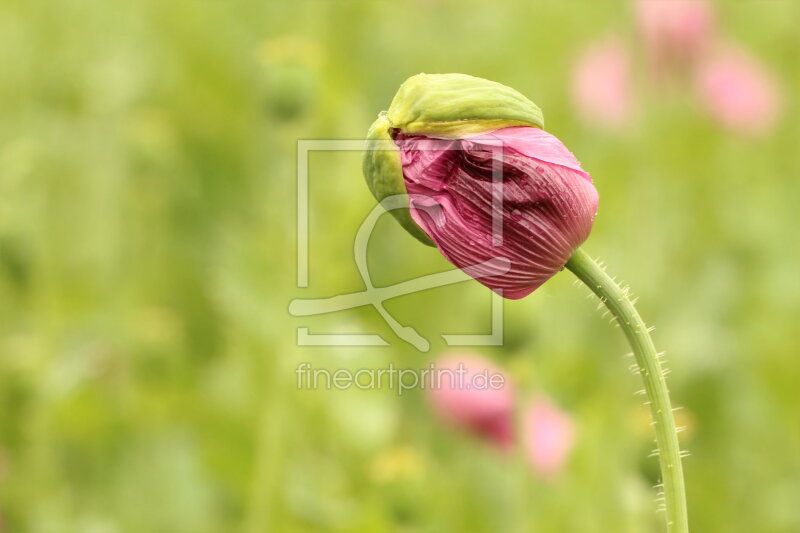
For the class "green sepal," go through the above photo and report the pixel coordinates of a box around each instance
[362,114,435,246]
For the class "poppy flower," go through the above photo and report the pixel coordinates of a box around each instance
[425,353,515,448]
[523,395,575,480]
[364,73,598,299]
[696,44,782,136]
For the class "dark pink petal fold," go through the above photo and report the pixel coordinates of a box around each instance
[396,126,598,300]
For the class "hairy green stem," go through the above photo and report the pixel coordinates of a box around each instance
[565,247,688,533]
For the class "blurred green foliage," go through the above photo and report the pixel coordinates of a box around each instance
[1,1,799,532]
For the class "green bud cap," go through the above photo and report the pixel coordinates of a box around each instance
[387,73,544,138]
[363,73,545,245]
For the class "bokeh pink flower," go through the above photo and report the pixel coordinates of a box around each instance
[523,395,576,480]
[397,127,598,300]
[636,0,716,76]
[426,354,577,480]
[425,353,515,448]
[696,44,782,136]
[571,36,633,129]
[572,1,784,137]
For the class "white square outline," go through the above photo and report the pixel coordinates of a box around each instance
[293,138,505,351]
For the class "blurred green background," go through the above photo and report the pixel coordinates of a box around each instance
[1,1,799,532]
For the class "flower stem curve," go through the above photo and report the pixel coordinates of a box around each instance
[565,247,688,533]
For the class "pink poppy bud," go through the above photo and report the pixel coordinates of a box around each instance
[636,0,716,75]
[425,353,515,449]
[571,36,633,129]
[696,44,782,136]
[364,74,598,300]
[523,396,575,480]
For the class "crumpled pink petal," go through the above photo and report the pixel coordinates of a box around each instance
[572,36,633,129]
[425,353,515,449]
[523,396,575,480]
[396,126,598,300]
[696,44,782,136]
